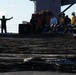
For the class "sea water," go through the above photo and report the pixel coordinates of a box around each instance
[0,24,18,33]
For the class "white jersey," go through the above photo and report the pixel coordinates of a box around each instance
[50,17,58,25]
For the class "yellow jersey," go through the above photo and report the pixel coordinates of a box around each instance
[71,16,76,25]
[59,17,65,25]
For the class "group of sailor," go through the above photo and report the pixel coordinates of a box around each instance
[29,10,76,35]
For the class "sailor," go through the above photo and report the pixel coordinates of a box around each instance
[50,15,58,32]
[71,12,76,25]
[0,15,13,33]
[71,12,76,35]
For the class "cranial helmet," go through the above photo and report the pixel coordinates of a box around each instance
[72,12,75,15]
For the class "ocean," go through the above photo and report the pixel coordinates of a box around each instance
[0,24,18,33]
[7,24,18,33]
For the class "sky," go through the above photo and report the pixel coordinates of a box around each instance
[61,4,76,18]
[0,0,34,33]
[0,0,76,33]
